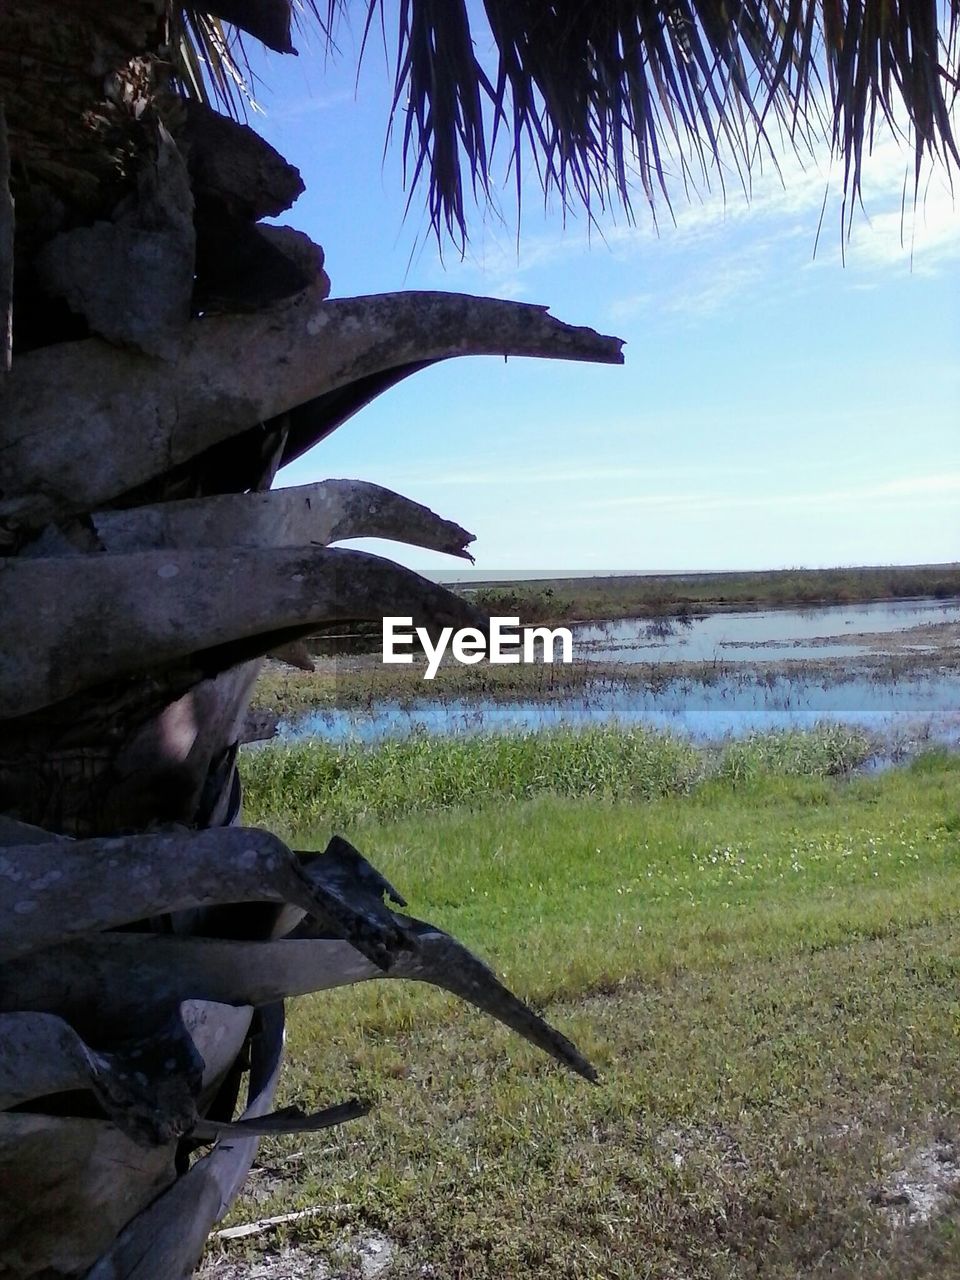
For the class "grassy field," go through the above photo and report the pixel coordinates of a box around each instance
[215,745,960,1278]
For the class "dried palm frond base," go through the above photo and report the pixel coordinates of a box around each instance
[0,825,595,1279]
[0,278,619,1278]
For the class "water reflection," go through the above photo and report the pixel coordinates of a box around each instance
[282,670,960,750]
[276,596,960,752]
[572,598,960,663]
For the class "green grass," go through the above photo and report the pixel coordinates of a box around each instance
[216,749,960,1278]
[239,723,873,832]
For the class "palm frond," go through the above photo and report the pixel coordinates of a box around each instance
[172,3,342,114]
[174,1,960,242]
[172,9,250,117]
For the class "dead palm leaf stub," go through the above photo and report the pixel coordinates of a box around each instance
[34,122,197,359]
[0,290,623,528]
[0,825,411,966]
[90,479,476,559]
[191,1098,371,1140]
[0,1009,205,1146]
[0,546,486,719]
[2,930,597,1080]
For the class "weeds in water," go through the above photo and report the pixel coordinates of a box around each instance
[252,644,960,719]
[714,724,873,783]
[240,724,874,829]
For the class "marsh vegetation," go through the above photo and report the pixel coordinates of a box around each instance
[254,591,960,755]
[467,564,960,625]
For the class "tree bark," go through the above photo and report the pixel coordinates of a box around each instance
[0,8,612,1273]
[0,546,483,717]
[89,479,476,557]
[0,104,12,376]
[0,288,622,528]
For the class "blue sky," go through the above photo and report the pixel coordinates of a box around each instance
[244,21,958,574]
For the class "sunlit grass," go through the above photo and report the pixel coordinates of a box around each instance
[239,723,873,833]
[213,750,960,1279]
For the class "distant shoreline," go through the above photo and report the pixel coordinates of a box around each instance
[423,561,960,586]
[252,615,960,719]
[447,563,960,626]
[296,565,960,660]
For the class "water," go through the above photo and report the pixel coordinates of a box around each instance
[282,670,960,749]
[571,598,960,663]
[278,596,960,750]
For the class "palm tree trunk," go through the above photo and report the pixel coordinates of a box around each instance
[0,5,615,1274]
[4,0,957,1271]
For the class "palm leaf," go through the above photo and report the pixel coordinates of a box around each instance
[176,1,959,241]
[176,3,957,240]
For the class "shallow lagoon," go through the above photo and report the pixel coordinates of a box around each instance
[280,596,960,750]
[571,597,960,663]
[283,669,960,749]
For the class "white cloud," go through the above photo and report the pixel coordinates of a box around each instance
[263,87,355,122]
[567,472,960,518]
[422,112,958,317]
[840,185,960,271]
[372,460,764,489]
